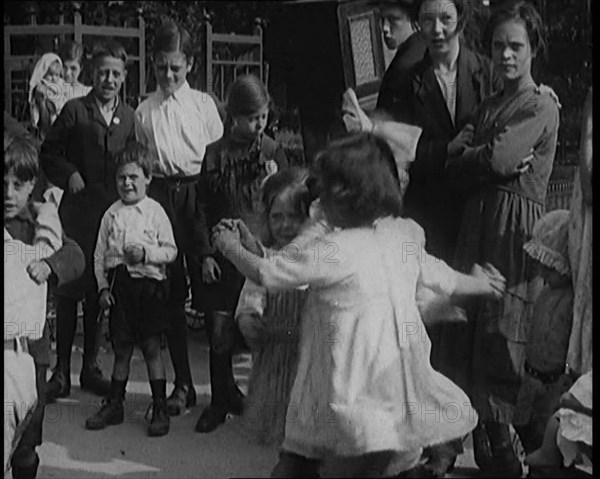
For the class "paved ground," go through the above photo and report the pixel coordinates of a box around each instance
[34,319,522,478]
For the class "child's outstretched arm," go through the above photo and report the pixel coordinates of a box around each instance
[452,263,506,299]
[417,235,505,301]
[213,222,345,291]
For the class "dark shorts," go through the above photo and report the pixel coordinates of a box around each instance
[193,252,245,313]
[109,266,170,344]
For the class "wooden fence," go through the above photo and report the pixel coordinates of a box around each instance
[199,14,265,103]
[4,2,145,123]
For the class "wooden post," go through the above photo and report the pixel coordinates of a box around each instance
[202,11,213,94]
[138,6,146,100]
[58,2,65,45]
[27,2,37,26]
[4,27,11,116]
[72,1,82,44]
[254,17,264,84]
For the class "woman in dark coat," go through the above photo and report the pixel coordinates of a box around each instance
[384,0,502,404]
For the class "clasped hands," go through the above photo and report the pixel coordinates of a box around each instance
[202,219,261,285]
[211,219,256,254]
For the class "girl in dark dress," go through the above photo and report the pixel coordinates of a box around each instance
[447,2,560,475]
[195,74,288,433]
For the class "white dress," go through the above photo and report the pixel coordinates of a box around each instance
[253,216,477,463]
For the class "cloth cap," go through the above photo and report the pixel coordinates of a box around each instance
[523,209,570,276]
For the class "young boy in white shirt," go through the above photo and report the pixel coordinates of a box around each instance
[135,20,224,415]
[86,142,177,437]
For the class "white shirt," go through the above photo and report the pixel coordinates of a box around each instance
[135,82,224,177]
[434,66,458,125]
[94,196,178,291]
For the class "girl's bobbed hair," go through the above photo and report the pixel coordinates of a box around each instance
[226,74,270,117]
[260,167,311,247]
[484,0,547,60]
[313,133,403,229]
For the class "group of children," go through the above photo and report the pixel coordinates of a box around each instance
[5,11,592,479]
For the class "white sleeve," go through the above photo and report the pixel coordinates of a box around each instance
[143,206,178,266]
[257,236,347,291]
[204,95,224,144]
[94,214,111,292]
[235,279,267,320]
[406,220,459,296]
[33,201,63,258]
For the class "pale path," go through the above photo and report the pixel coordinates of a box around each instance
[35,323,516,478]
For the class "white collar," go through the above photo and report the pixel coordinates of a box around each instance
[158,81,191,103]
[118,196,150,214]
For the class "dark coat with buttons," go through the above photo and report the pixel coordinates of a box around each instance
[40,91,135,297]
[386,44,502,260]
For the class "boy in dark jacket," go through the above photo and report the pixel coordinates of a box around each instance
[40,40,135,401]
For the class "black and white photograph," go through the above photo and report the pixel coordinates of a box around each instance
[3,0,592,477]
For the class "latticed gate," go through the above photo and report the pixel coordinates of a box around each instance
[4,2,146,124]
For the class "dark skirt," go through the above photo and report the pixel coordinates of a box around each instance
[192,252,246,313]
[109,265,170,344]
[436,188,544,423]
